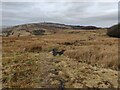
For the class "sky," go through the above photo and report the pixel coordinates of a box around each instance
[1,0,119,27]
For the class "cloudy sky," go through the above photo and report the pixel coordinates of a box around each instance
[1,0,119,27]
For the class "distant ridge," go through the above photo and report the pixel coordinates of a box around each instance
[3,22,102,31]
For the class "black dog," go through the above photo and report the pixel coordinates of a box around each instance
[52,48,65,56]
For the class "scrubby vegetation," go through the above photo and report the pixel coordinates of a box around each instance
[2,29,119,88]
[32,29,45,35]
[107,24,120,38]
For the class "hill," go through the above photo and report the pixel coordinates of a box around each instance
[2,22,102,36]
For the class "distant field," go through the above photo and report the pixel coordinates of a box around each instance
[2,29,119,88]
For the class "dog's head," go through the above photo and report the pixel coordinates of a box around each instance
[52,48,58,52]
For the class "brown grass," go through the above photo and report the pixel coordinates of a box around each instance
[64,45,118,70]
[2,29,119,88]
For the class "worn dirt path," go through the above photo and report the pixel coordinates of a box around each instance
[32,52,118,88]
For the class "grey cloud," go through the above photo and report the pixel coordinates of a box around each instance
[2,1,118,27]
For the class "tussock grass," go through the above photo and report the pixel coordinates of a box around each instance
[64,45,118,70]
[2,29,119,88]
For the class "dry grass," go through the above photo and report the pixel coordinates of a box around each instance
[2,52,37,88]
[64,45,118,70]
[2,30,118,69]
[2,29,119,88]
